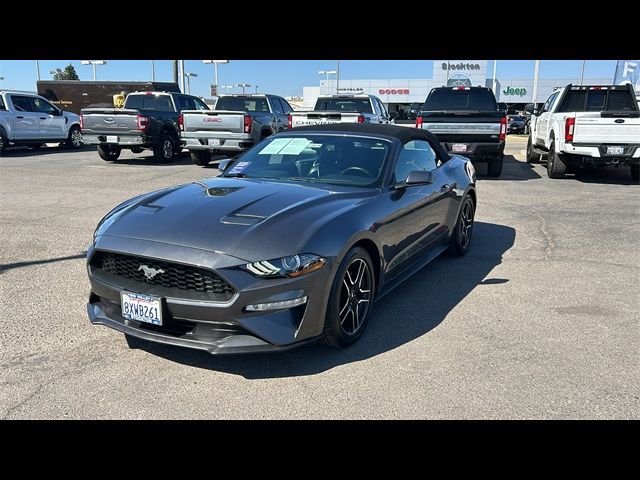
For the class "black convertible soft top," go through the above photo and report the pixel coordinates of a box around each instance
[289,123,450,161]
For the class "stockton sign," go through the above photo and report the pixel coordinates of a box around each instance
[379,88,410,95]
[442,62,481,71]
[502,86,527,97]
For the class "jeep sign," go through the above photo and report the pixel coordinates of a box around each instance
[502,86,527,97]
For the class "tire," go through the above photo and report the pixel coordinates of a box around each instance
[0,127,7,156]
[447,194,475,256]
[65,125,83,149]
[631,164,639,182]
[546,142,567,179]
[124,333,144,349]
[191,150,211,166]
[130,147,143,154]
[322,247,375,348]
[153,134,175,163]
[526,136,540,164]
[97,144,121,162]
[487,155,503,177]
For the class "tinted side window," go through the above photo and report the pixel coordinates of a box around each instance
[394,140,438,183]
[0,96,5,110]
[11,95,33,112]
[269,97,284,114]
[278,98,293,114]
[192,97,210,111]
[177,95,196,111]
[125,94,174,111]
[31,97,58,114]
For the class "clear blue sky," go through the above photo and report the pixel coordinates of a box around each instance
[0,60,618,97]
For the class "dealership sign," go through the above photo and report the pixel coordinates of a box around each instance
[502,86,527,97]
[338,87,364,93]
[379,88,410,95]
[442,62,481,71]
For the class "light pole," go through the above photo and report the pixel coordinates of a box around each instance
[492,60,498,95]
[36,60,41,81]
[255,85,259,94]
[202,60,229,91]
[336,60,340,94]
[579,60,586,85]
[237,83,251,94]
[532,60,540,108]
[184,72,198,94]
[151,60,155,82]
[222,85,234,94]
[318,70,336,94]
[81,60,107,81]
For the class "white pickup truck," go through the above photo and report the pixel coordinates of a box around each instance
[0,90,83,155]
[526,84,640,180]
[289,94,392,128]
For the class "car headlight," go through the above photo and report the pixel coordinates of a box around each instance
[244,254,326,278]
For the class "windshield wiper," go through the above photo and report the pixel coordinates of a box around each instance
[287,177,317,182]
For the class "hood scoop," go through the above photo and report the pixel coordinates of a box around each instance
[220,213,267,226]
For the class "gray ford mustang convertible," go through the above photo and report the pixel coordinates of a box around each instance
[87,124,477,354]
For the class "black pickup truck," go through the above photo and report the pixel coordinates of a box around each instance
[81,91,209,162]
[416,86,506,177]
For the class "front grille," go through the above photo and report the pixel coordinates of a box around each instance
[91,251,235,301]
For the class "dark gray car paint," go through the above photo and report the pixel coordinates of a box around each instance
[88,127,476,354]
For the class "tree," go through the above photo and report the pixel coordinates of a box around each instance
[52,64,79,80]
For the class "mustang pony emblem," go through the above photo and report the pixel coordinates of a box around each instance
[138,265,165,280]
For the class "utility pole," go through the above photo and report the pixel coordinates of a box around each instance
[532,60,540,107]
[492,60,498,95]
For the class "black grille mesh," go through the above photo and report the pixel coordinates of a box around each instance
[91,251,235,299]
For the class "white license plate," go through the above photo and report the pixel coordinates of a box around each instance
[208,139,221,146]
[606,146,624,155]
[452,143,468,153]
[121,292,162,325]
[106,135,119,143]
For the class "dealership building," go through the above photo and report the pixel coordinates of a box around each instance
[302,60,611,116]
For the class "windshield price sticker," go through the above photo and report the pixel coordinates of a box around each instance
[279,139,312,155]
[259,138,294,155]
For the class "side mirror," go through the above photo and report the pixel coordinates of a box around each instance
[396,170,435,189]
[214,158,234,173]
[524,103,536,115]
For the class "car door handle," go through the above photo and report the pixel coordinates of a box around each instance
[16,116,24,119]
[40,117,47,120]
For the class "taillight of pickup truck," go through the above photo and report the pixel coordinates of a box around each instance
[137,115,149,132]
[178,114,184,131]
[499,116,507,141]
[565,117,575,142]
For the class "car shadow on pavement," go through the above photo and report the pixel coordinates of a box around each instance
[108,151,193,167]
[137,221,516,378]
[0,252,86,273]
[476,155,541,181]
[1,145,94,157]
[571,167,638,186]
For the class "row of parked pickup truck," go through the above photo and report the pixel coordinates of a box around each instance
[78,83,640,180]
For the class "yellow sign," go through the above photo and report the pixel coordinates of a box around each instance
[113,93,125,108]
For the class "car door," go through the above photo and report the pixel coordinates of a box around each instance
[381,139,452,279]
[535,91,557,146]
[278,97,294,129]
[10,95,40,140]
[31,96,65,139]
[267,96,287,131]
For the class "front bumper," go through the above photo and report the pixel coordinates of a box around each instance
[183,133,255,153]
[86,238,336,355]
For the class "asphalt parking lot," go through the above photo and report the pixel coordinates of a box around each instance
[1,135,638,419]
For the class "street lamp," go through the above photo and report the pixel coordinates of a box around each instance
[236,83,251,94]
[81,60,107,81]
[221,85,235,94]
[184,72,198,94]
[318,70,336,94]
[202,60,229,89]
[255,85,259,94]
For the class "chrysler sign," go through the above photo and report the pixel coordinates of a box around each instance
[379,89,410,95]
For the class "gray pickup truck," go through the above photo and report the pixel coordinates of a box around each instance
[289,94,392,127]
[81,91,209,162]
[181,94,294,166]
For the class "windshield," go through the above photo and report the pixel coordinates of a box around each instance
[215,96,269,112]
[425,88,497,111]
[314,98,373,114]
[223,135,391,188]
